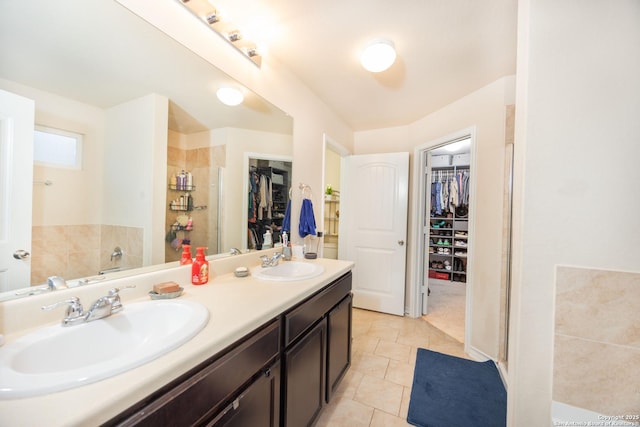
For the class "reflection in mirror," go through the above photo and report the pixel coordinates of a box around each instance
[247,158,293,251]
[0,0,293,298]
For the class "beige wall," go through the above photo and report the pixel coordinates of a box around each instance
[554,267,640,417]
[104,93,168,266]
[31,224,142,285]
[0,78,106,227]
[354,76,515,360]
[220,128,293,251]
[509,0,640,424]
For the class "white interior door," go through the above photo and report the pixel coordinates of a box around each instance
[0,89,34,292]
[339,152,409,316]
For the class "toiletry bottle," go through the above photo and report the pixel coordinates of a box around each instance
[180,244,192,265]
[186,171,193,189]
[186,192,193,211]
[170,174,177,189]
[179,170,186,190]
[262,229,272,249]
[192,247,209,285]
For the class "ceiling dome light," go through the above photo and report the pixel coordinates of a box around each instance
[360,39,396,72]
[216,87,244,106]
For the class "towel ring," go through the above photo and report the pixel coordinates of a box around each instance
[299,183,313,200]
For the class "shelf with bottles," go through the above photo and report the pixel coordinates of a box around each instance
[168,184,196,191]
[171,224,194,232]
[169,170,194,191]
[169,193,194,212]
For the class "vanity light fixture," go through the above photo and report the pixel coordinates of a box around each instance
[216,87,244,106]
[227,30,242,42]
[177,0,262,67]
[360,39,397,73]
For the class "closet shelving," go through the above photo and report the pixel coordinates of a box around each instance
[324,193,340,237]
[428,164,469,283]
[248,165,290,249]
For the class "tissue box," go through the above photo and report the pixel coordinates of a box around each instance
[431,155,451,167]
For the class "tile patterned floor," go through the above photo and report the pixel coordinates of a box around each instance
[316,308,468,427]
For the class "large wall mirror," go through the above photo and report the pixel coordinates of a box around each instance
[0,0,293,297]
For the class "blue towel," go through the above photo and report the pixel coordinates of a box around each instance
[298,199,317,238]
[282,199,291,233]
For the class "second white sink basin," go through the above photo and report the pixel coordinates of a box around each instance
[0,298,209,399]
[252,261,325,282]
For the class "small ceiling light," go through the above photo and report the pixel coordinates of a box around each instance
[227,30,242,42]
[216,87,244,106]
[360,39,397,73]
[204,11,219,25]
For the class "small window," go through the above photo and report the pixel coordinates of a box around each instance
[34,125,83,169]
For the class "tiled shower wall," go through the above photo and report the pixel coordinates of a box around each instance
[554,266,640,417]
[166,144,224,263]
[31,224,143,285]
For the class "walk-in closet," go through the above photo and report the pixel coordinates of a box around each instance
[247,159,292,250]
[422,138,471,343]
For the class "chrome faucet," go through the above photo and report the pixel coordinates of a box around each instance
[230,248,241,255]
[42,297,86,326]
[46,276,68,291]
[260,252,284,268]
[110,246,123,261]
[42,285,135,326]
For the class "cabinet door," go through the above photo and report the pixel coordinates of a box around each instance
[326,294,352,402]
[108,320,279,426]
[206,362,280,427]
[283,319,326,427]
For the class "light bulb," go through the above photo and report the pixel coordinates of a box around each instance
[216,87,244,106]
[360,39,396,73]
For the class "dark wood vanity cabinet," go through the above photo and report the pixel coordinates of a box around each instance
[281,271,352,427]
[326,292,352,402]
[106,320,280,427]
[104,271,352,427]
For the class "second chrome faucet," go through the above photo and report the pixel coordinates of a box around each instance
[42,285,135,327]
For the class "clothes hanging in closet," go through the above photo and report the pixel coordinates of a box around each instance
[248,169,274,222]
[430,169,470,215]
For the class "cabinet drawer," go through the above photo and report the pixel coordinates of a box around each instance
[110,319,280,427]
[284,272,352,347]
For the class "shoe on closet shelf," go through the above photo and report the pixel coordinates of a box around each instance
[442,248,450,255]
[455,250,467,257]
[428,247,435,253]
[443,260,452,271]
[442,239,450,246]
[454,231,468,238]
[436,239,444,245]
[454,240,467,247]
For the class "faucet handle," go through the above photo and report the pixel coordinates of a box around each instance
[107,285,136,312]
[42,297,84,318]
[107,285,135,296]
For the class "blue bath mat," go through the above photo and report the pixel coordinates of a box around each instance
[407,348,507,427]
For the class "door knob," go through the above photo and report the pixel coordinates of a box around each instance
[397,240,405,246]
[13,249,30,260]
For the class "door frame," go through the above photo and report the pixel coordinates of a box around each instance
[408,127,477,347]
[241,152,293,251]
[321,133,350,259]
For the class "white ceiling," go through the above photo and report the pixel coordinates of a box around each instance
[214,0,518,131]
[0,0,517,134]
[0,0,292,135]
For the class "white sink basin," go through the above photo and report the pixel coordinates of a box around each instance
[0,299,209,399]
[252,261,325,282]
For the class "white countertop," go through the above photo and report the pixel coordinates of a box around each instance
[0,255,353,427]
